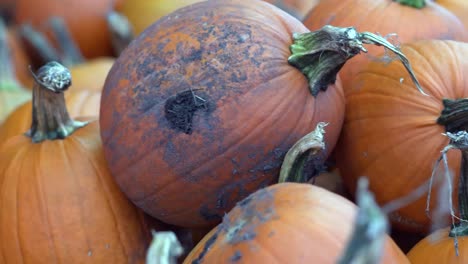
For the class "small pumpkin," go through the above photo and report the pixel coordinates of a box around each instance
[14,0,120,58]
[116,0,203,36]
[0,18,30,124]
[302,0,468,91]
[183,182,409,263]
[0,61,152,263]
[100,0,355,228]
[336,40,468,232]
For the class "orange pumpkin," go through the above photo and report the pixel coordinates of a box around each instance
[0,61,152,263]
[100,0,354,228]
[302,0,468,92]
[336,40,468,232]
[14,0,120,59]
[116,0,203,35]
[184,182,409,263]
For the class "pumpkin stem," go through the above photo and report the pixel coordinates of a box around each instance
[0,18,21,89]
[48,16,85,66]
[18,23,62,65]
[146,230,184,264]
[107,10,134,56]
[338,177,389,264]
[395,0,426,9]
[278,122,327,183]
[288,25,426,96]
[26,61,87,143]
[437,98,468,133]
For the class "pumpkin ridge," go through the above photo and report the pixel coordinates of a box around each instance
[67,133,130,261]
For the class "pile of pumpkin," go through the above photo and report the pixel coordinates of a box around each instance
[1,0,468,263]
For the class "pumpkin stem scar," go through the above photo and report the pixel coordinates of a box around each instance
[437,98,468,133]
[146,230,184,264]
[164,88,210,134]
[337,177,389,264]
[288,25,426,97]
[26,61,88,143]
[278,122,327,183]
[48,16,85,66]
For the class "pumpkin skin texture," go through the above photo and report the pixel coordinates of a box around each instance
[183,183,410,264]
[116,0,203,35]
[0,120,154,263]
[100,0,345,228]
[0,89,101,145]
[14,0,117,59]
[302,0,468,93]
[335,40,468,233]
[407,227,468,263]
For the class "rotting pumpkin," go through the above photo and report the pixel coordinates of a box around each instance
[183,182,410,264]
[99,0,417,228]
[0,61,153,263]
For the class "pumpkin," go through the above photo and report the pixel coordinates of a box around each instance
[183,182,409,263]
[14,0,120,59]
[116,0,203,35]
[437,0,468,29]
[99,0,364,228]
[335,40,468,233]
[264,0,320,20]
[407,227,468,263]
[0,89,101,145]
[302,0,468,92]
[0,61,153,263]
[0,18,30,124]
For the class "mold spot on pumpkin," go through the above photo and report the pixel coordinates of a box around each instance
[164,89,214,134]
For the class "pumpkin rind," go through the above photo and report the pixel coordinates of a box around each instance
[183,183,409,264]
[100,0,345,227]
[336,40,468,232]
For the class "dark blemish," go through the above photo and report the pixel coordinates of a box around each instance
[183,48,203,62]
[191,229,220,264]
[262,164,274,171]
[248,153,256,159]
[164,90,210,134]
[230,251,242,262]
[199,205,223,222]
[238,196,252,207]
[232,169,238,175]
[273,148,283,159]
[268,231,275,237]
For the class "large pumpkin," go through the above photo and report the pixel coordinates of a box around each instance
[0,61,153,263]
[336,40,468,233]
[14,0,119,58]
[100,0,351,228]
[184,182,409,263]
[302,0,468,92]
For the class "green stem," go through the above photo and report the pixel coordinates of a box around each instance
[26,61,87,143]
[437,99,468,133]
[48,16,85,66]
[107,10,134,56]
[395,0,426,8]
[0,17,20,88]
[278,122,327,183]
